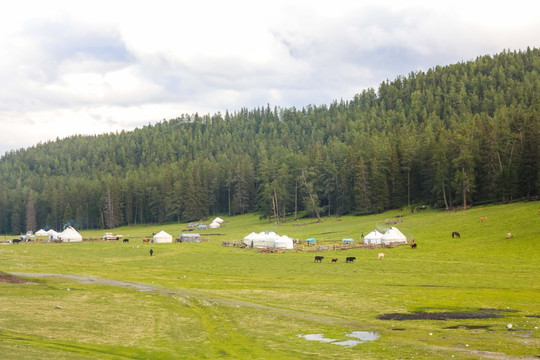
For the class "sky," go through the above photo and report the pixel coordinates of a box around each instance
[1,0,539,155]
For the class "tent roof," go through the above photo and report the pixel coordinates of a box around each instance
[35,229,48,236]
[364,230,384,239]
[181,233,200,237]
[243,232,258,241]
[154,230,172,237]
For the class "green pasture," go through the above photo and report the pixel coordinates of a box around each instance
[1,202,539,359]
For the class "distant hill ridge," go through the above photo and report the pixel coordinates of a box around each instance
[0,48,538,233]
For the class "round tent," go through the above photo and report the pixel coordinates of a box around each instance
[251,232,276,248]
[35,229,48,236]
[274,235,294,250]
[152,230,173,243]
[364,230,384,245]
[213,217,224,224]
[208,222,220,229]
[57,226,83,242]
[242,232,258,246]
[382,227,408,245]
[46,229,59,241]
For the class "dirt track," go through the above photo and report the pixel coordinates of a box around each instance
[0,271,33,283]
[8,272,361,328]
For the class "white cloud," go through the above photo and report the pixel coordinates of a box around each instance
[1,0,540,155]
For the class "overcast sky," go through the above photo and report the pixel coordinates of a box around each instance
[1,0,539,155]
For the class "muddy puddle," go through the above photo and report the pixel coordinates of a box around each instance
[298,331,380,347]
[378,311,503,320]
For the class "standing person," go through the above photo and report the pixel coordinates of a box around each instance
[150,249,154,256]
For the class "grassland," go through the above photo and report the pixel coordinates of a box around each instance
[1,201,539,359]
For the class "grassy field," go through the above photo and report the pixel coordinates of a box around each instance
[1,201,539,359]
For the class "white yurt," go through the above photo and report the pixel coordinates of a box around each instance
[46,229,59,241]
[242,231,293,249]
[364,230,384,245]
[213,217,224,224]
[152,230,173,243]
[252,232,276,248]
[208,221,221,229]
[382,227,408,245]
[242,232,258,246]
[57,226,83,242]
[35,229,48,236]
[274,235,294,250]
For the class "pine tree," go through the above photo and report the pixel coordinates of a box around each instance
[25,191,37,233]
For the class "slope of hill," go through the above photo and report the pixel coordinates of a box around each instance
[0,48,538,233]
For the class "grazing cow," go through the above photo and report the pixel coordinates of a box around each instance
[479,216,487,222]
[143,238,150,243]
[452,231,460,238]
[410,242,417,248]
[331,258,338,263]
[123,238,129,243]
[378,252,385,260]
[12,239,21,244]
[506,233,513,239]
[346,256,356,263]
[314,256,324,263]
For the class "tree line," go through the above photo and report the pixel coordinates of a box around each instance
[0,48,538,234]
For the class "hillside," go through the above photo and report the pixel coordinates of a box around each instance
[0,48,539,233]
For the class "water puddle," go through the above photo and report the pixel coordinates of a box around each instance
[297,334,338,343]
[348,331,381,342]
[298,331,380,347]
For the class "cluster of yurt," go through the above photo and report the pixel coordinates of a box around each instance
[364,227,407,246]
[208,217,224,229]
[34,228,58,242]
[152,230,173,243]
[56,226,83,242]
[243,231,294,249]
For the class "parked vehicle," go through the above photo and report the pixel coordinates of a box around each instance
[103,232,123,240]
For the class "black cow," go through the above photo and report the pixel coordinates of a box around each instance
[346,256,356,263]
[451,231,460,238]
[123,238,129,243]
[12,239,21,244]
[314,256,324,263]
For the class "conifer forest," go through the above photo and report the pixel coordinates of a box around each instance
[0,48,538,233]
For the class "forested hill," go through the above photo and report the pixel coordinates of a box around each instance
[1,48,539,233]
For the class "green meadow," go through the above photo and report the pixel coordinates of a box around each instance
[1,202,539,359]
